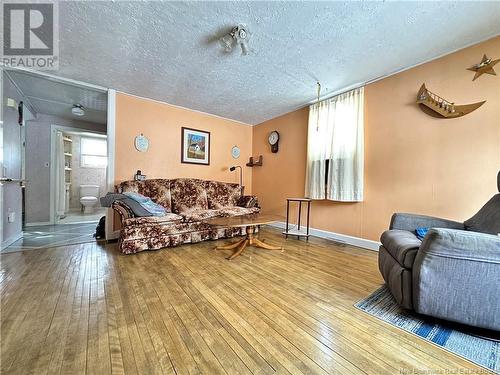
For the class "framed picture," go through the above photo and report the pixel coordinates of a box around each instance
[181,127,210,165]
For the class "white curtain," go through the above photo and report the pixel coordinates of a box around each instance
[55,131,66,217]
[305,87,364,201]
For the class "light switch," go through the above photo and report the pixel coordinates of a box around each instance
[6,98,17,109]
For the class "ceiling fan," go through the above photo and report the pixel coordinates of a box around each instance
[218,24,251,56]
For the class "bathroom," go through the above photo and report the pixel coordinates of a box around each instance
[56,131,107,224]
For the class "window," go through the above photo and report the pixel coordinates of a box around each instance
[305,87,364,201]
[81,137,107,168]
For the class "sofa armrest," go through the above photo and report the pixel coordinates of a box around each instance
[412,228,500,330]
[237,195,259,208]
[390,213,463,232]
[112,201,135,223]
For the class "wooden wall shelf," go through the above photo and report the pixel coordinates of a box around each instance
[246,155,263,167]
[416,83,485,118]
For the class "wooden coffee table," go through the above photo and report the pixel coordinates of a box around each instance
[205,214,284,260]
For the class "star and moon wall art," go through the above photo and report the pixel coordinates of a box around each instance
[467,54,499,81]
[416,53,497,119]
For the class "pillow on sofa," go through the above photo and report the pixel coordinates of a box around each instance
[123,192,166,216]
[464,194,500,235]
[415,227,429,240]
[237,195,257,208]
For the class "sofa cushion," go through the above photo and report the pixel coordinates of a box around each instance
[206,181,242,209]
[181,209,222,222]
[464,194,500,235]
[123,213,183,227]
[143,179,172,212]
[122,221,208,240]
[170,178,209,213]
[180,206,259,222]
[380,230,421,269]
[218,206,259,216]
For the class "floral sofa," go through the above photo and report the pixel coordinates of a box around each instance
[112,178,259,254]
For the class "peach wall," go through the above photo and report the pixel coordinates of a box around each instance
[252,36,500,242]
[115,93,253,190]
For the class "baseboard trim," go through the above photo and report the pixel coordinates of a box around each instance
[266,221,380,251]
[25,221,52,227]
[1,232,23,250]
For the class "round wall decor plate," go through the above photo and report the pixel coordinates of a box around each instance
[135,134,150,152]
[231,145,240,159]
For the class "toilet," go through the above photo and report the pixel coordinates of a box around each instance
[80,185,100,214]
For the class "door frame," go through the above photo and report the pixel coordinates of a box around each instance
[4,68,117,239]
[48,125,107,225]
[105,89,117,240]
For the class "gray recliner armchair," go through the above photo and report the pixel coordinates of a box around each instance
[379,172,500,331]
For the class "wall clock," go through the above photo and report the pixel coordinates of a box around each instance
[134,134,150,152]
[231,145,241,159]
[268,130,280,153]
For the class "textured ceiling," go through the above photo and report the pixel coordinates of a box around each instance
[52,1,500,125]
[6,70,107,124]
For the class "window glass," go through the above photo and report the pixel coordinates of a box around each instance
[81,137,107,168]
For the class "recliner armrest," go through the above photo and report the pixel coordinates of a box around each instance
[390,213,464,232]
[419,228,500,263]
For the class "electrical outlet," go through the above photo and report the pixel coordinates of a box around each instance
[7,210,15,223]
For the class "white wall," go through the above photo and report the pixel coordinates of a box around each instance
[25,115,106,224]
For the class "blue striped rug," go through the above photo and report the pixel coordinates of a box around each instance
[355,286,499,373]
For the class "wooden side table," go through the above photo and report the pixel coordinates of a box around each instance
[283,198,312,240]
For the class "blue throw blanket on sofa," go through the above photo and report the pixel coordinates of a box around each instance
[100,192,166,217]
[123,192,166,216]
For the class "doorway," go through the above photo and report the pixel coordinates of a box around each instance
[2,69,109,252]
[50,127,108,225]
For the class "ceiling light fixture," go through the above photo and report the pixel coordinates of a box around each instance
[218,24,251,56]
[71,104,85,116]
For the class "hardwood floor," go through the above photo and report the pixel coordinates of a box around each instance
[0,227,487,374]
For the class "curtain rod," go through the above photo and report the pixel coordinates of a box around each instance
[309,71,393,107]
